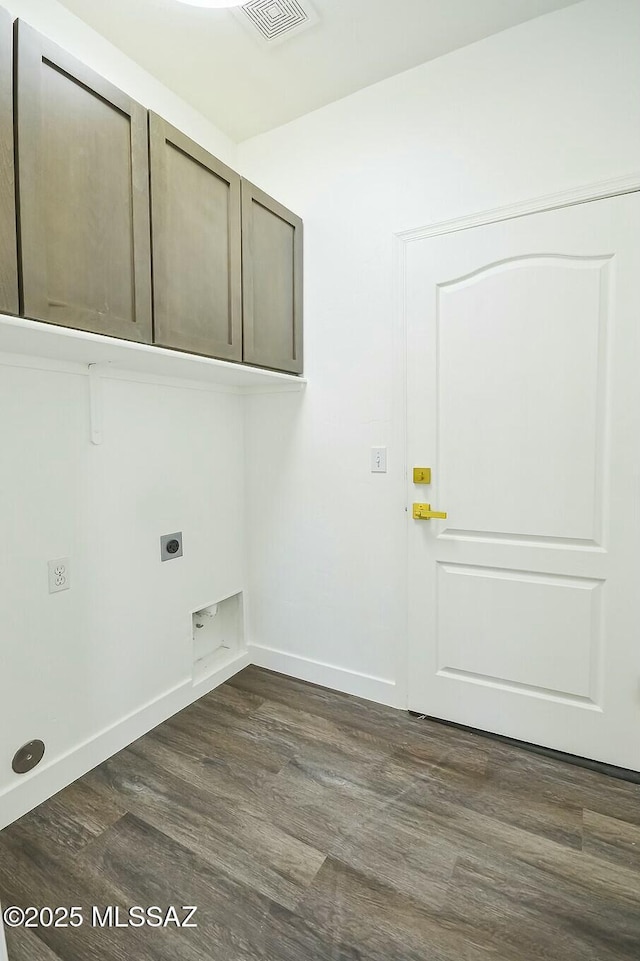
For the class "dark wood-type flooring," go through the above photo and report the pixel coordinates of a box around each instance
[2,665,640,960]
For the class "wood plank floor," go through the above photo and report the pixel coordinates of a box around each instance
[2,665,640,960]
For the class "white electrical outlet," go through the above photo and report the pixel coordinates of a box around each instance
[371,447,388,473]
[48,558,70,594]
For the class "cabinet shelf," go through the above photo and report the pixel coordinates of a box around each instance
[0,314,306,392]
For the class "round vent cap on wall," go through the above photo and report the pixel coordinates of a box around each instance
[12,740,45,774]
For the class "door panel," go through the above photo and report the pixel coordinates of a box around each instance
[436,563,602,702]
[150,113,242,360]
[251,203,295,361]
[406,192,640,770]
[242,179,303,374]
[15,20,152,341]
[438,256,608,542]
[0,6,18,316]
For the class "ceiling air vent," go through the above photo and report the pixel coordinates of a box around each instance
[236,0,319,45]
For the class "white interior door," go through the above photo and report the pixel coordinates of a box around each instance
[406,192,640,771]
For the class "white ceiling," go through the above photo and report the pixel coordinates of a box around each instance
[58,0,581,142]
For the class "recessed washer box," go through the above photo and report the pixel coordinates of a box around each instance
[192,592,244,684]
[160,532,183,561]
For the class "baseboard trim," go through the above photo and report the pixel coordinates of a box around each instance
[0,650,250,831]
[0,906,6,961]
[248,644,398,708]
[191,650,251,700]
[0,646,391,831]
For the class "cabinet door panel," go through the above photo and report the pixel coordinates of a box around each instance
[150,113,242,360]
[0,6,18,316]
[242,180,303,374]
[15,21,151,341]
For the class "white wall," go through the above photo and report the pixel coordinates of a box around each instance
[0,362,247,829]
[0,1,245,828]
[238,0,640,707]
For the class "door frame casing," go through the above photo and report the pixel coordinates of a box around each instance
[393,170,640,710]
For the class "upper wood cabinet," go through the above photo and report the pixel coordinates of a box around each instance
[149,113,242,360]
[14,21,152,342]
[7,22,303,373]
[0,6,18,316]
[241,180,303,374]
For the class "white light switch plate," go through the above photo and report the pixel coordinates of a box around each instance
[371,447,387,473]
